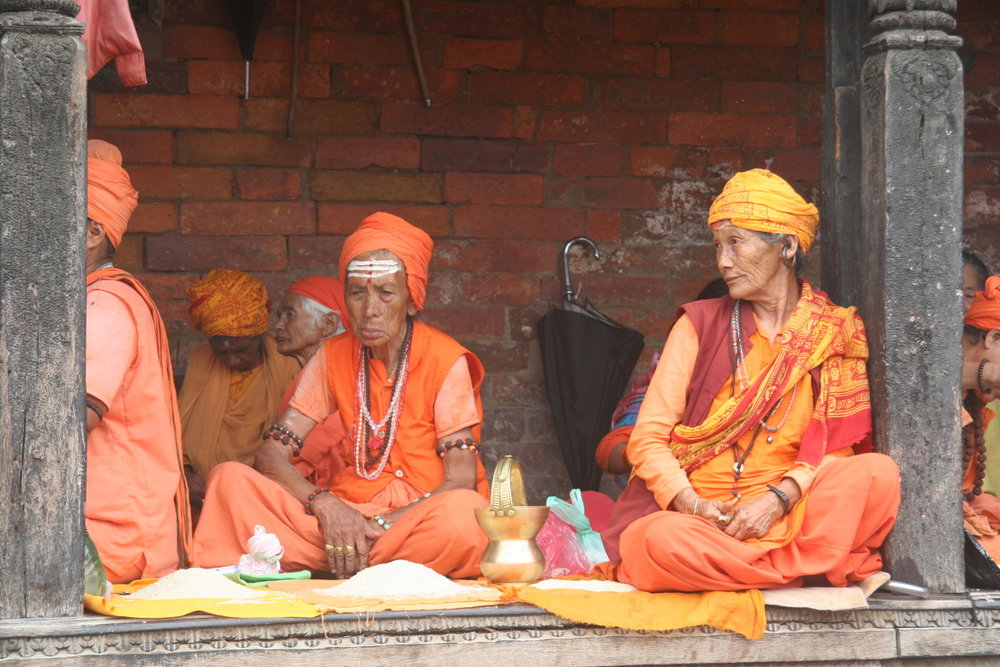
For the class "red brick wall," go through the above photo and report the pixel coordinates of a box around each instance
[87,0,996,499]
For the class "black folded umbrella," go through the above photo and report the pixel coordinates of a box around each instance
[229,0,268,99]
[538,237,644,491]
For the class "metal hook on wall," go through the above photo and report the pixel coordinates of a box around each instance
[560,236,601,305]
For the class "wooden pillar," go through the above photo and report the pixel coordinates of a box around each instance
[854,0,965,592]
[0,0,87,618]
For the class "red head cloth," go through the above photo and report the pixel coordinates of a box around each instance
[188,269,271,338]
[338,211,433,310]
[87,139,138,248]
[286,276,351,333]
[966,275,1000,331]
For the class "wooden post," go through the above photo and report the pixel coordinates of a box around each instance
[0,0,87,618]
[856,0,965,592]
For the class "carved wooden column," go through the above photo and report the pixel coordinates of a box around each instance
[857,0,965,592]
[0,0,87,618]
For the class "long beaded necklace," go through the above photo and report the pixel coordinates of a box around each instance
[962,391,987,501]
[352,317,413,481]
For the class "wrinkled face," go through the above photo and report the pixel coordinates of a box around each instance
[208,334,264,372]
[963,263,983,314]
[712,222,787,302]
[274,292,325,359]
[345,250,417,350]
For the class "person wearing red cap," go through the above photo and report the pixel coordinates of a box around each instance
[85,139,191,582]
[192,212,489,579]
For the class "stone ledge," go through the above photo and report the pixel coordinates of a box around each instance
[2,595,1000,665]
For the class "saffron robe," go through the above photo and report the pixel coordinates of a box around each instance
[963,404,1000,562]
[86,269,191,582]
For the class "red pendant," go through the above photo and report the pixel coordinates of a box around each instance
[368,434,383,454]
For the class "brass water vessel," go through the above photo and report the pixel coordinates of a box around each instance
[474,455,549,584]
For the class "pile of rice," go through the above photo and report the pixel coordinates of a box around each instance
[315,560,486,599]
[529,579,636,593]
[127,568,269,601]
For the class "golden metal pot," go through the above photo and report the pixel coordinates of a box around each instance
[474,455,549,584]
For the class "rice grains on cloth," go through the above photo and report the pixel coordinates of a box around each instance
[128,568,268,600]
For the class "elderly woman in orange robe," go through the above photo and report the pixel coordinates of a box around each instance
[602,169,901,592]
[192,212,488,578]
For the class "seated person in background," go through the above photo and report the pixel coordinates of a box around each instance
[275,275,351,488]
[84,140,191,582]
[191,212,489,578]
[601,169,900,592]
[178,269,300,507]
[596,278,729,476]
[960,276,1000,559]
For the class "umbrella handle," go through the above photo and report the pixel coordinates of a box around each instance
[561,236,601,304]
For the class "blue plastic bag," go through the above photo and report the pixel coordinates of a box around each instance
[545,488,608,567]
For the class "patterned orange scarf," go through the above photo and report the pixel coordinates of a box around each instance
[669,281,872,472]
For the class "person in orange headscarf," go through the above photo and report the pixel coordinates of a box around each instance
[600,169,900,592]
[960,276,1000,561]
[85,139,191,583]
[178,269,300,511]
[192,212,489,578]
[274,276,351,487]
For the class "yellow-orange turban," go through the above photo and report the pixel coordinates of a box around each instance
[338,212,434,310]
[707,168,819,252]
[87,139,138,248]
[188,269,271,338]
[966,276,1000,331]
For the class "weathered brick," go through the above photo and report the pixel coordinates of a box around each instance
[593,78,719,112]
[114,236,144,274]
[553,144,624,176]
[318,204,450,236]
[524,40,655,76]
[292,100,378,135]
[470,71,586,108]
[446,173,544,206]
[966,157,1000,185]
[699,0,799,8]
[707,148,747,176]
[243,98,290,132]
[721,81,797,113]
[88,129,174,164]
[965,187,1000,220]
[576,0,687,6]
[302,0,403,32]
[631,146,710,178]
[803,16,825,52]
[336,65,462,104]
[615,10,718,44]
[128,165,233,200]
[189,61,297,97]
[671,46,798,81]
[417,0,544,39]
[310,171,441,202]
[93,94,240,129]
[544,6,612,41]
[799,53,824,83]
[800,83,824,120]
[237,170,303,200]
[442,37,523,70]
[468,338,530,373]
[434,239,554,273]
[298,64,331,98]
[316,137,421,170]
[461,273,539,307]
[752,148,820,182]
[252,33,294,62]
[721,11,800,47]
[163,25,241,60]
[587,210,623,242]
[798,120,821,147]
[130,203,178,233]
[966,89,1000,123]
[656,47,671,77]
[131,272,197,301]
[381,104,514,138]
[514,106,538,140]
[421,138,549,173]
[959,21,1000,53]
[420,305,506,338]
[163,0,230,25]
[180,202,316,235]
[175,132,311,167]
[967,120,1000,153]
[308,31,410,65]
[969,53,1000,87]
[546,176,660,209]
[669,112,797,148]
[453,205,585,240]
[288,235,344,269]
[573,274,671,309]
[89,61,187,95]
[538,111,667,144]
[147,236,288,271]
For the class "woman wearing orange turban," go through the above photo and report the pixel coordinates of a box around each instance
[178,269,300,510]
[600,169,900,593]
[192,213,489,578]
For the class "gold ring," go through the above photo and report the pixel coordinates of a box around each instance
[717,513,732,524]
[343,545,355,552]
[324,543,336,552]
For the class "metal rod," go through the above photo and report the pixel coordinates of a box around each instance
[560,236,601,304]
[401,0,431,107]
[881,580,931,598]
[244,59,250,100]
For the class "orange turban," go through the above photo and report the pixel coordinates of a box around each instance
[338,212,433,311]
[188,269,271,338]
[707,168,819,252]
[966,276,1000,331]
[87,139,138,249]
[286,276,351,333]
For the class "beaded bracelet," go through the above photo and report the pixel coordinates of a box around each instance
[978,359,991,394]
[436,438,480,458]
[264,423,304,457]
[766,484,792,515]
[373,514,392,531]
[304,487,330,515]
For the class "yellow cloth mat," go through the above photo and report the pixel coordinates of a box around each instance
[511,579,766,640]
[267,579,506,613]
[84,578,320,619]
